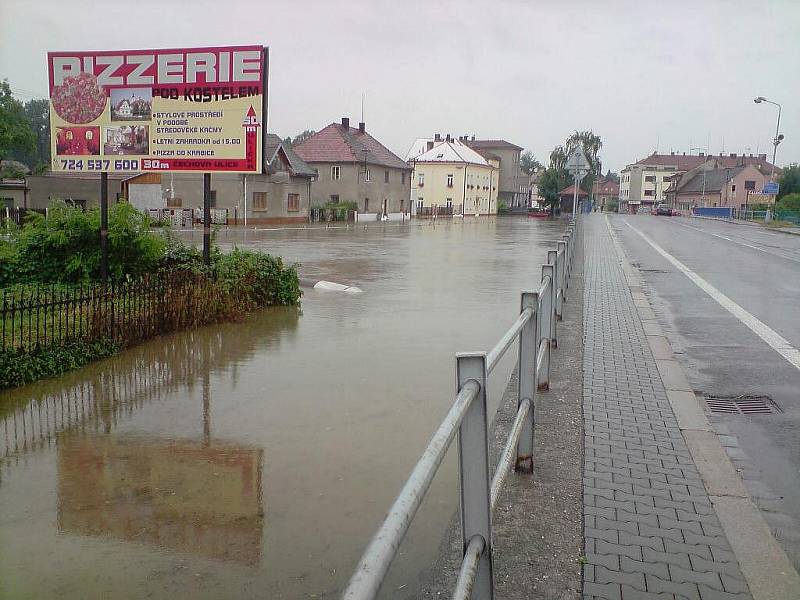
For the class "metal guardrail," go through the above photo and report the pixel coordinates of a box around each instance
[342,218,578,600]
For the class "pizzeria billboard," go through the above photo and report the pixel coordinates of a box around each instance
[47,45,266,173]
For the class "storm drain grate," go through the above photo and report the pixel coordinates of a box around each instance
[705,394,781,415]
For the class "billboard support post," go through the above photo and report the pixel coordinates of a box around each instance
[100,171,108,282]
[203,173,212,265]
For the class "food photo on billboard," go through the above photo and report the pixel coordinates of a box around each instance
[103,125,149,155]
[55,126,101,156]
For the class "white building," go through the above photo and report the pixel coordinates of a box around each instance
[405,135,499,216]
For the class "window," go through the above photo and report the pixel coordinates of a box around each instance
[731,184,736,192]
[417,198,424,210]
[287,193,299,212]
[331,165,341,180]
[446,198,453,208]
[384,169,389,183]
[418,173,424,187]
[253,192,268,211]
[365,168,371,182]
[330,194,339,204]
[447,174,453,187]
[644,189,654,197]
[662,176,670,182]
[364,198,369,212]
[400,198,405,212]
[744,180,756,191]
[645,175,656,183]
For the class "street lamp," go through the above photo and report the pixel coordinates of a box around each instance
[754,96,784,180]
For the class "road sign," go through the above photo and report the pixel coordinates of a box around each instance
[566,148,590,176]
[762,182,779,195]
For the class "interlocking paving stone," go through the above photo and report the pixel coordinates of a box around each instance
[582,217,752,599]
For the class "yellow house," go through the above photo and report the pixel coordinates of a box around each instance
[406,136,499,216]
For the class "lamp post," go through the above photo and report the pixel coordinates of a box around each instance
[754,96,783,181]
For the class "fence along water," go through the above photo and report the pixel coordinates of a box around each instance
[1,272,225,352]
[341,218,578,600]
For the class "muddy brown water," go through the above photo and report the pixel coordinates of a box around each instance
[0,217,565,599]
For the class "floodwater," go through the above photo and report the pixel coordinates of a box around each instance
[0,217,565,599]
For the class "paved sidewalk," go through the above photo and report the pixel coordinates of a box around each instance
[582,216,752,599]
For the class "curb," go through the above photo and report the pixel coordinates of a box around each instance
[604,215,800,600]
[689,215,800,236]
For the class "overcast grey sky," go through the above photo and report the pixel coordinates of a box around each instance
[1,0,798,172]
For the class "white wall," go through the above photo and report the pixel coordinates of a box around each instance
[129,184,164,210]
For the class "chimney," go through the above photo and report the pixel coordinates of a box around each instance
[434,133,441,142]
[699,152,705,157]
[341,117,350,129]
[682,152,686,156]
[670,151,675,155]
[446,134,451,142]
[427,141,434,151]
[758,153,767,160]
[358,122,365,133]
[471,135,475,141]
[729,153,736,158]
[749,153,754,157]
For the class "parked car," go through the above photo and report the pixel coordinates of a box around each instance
[671,208,681,216]
[656,205,673,216]
[650,206,659,215]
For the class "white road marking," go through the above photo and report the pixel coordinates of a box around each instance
[669,219,800,265]
[624,219,800,372]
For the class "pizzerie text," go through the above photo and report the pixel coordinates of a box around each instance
[50,49,262,88]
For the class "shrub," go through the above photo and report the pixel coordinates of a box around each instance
[12,201,164,283]
[776,193,800,212]
[0,338,120,389]
[214,248,301,307]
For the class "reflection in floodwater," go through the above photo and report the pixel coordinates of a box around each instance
[58,436,263,565]
[0,306,299,474]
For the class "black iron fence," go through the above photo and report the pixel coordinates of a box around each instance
[1,271,228,352]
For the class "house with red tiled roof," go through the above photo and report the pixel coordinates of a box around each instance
[619,151,779,213]
[592,178,620,210]
[558,184,589,214]
[293,117,412,218]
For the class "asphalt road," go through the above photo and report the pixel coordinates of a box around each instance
[609,214,800,569]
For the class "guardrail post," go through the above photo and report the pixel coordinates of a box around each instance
[556,240,566,316]
[547,250,559,347]
[539,264,554,390]
[456,352,494,600]
[516,292,537,473]
[563,231,572,285]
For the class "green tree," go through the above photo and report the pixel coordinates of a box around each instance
[605,169,619,183]
[777,164,800,199]
[284,129,315,146]
[776,192,800,211]
[0,79,36,169]
[538,167,570,214]
[549,145,568,172]
[0,80,36,167]
[16,98,50,170]
[520,150,542,175]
